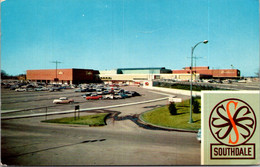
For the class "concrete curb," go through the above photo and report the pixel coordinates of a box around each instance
[138,110,198,133]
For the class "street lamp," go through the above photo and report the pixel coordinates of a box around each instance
[189,40,208,123]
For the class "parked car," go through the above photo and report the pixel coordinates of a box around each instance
[103,90,110,95]
[10,85,18,90]
[49,87,62,92]
[74,88,82,92]
[81,92,92,98]
[124,91,133,97]
[103,94,114,99]
[15,88,27,92]
[238,79,247,83]
[86,95,103,100]
[119,93,128,98]
[113,93,124,99]
[130,91,141,96]
[97,90,103,95]
[197,129,201,143]
[53,97,74,104]
[35,87,49,91]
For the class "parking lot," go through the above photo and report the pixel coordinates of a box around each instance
[2,85,184,119]
[2,84,200,166]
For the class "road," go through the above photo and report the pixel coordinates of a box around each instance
[1,105,200,165]
[1,86,200,165]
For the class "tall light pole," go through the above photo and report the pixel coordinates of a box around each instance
[189,40,208,123]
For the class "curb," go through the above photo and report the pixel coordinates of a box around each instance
[138,111,198,133]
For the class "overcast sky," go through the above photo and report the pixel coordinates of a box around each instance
[1,0,259,76]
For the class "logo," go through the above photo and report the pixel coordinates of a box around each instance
[209,98,257,159]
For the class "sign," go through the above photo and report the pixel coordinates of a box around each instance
[75,105,80,110]
[201,91,259,165]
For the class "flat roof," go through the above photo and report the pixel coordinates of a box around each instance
[117,67,166,70]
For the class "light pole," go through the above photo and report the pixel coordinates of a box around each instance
[189,40,208,123]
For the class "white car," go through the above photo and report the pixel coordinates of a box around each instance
[15,88,27,92]
[53,97,74,104]
[197,129,201,143]
[113,93,123,99]
[103,94,114,99]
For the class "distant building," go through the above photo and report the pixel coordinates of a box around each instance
[26,68,100,84]
[99,67,192,85]
[116,67,172,74]
[172,66,240,79]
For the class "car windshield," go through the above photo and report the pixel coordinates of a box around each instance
[60,97,67,100]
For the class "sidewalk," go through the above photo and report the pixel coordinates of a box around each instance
[143,86,201,96]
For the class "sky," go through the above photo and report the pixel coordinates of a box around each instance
[1,0,259,76]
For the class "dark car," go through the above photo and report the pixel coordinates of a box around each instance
[49,87,62,92]
[130,91,141,96]
[81,92,92,98]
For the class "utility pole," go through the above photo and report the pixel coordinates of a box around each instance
[51,61,62,83]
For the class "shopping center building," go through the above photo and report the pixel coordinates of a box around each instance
[99,67,200,85]
[172,66,240,79]
[26,68,100,84]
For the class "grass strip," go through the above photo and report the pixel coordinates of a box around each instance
[42,113,109,126]
[141,99,201,130]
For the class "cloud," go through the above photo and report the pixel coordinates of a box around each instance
[0,0,6,3]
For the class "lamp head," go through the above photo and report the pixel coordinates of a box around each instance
[203,40,208,44]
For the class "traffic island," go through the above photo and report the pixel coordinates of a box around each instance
[42,113,109,126]
[139,99,201,132]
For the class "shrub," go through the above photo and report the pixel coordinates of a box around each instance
[193,99,200,113]
[169,102,177,115]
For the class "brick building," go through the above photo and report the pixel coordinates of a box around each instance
[26,68,100,84]
[172,66,240,79]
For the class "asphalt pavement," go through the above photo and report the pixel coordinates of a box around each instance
[1,86,200,165]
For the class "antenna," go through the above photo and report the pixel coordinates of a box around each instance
[51,61,62,82]
[187,55,205,74]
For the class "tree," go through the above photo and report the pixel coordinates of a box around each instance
[1,70,9,79]
[169,102,177,115]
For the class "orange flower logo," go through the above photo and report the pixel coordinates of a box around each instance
[209,98,257,146]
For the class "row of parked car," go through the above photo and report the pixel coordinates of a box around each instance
[2,81,76,92]
[52,84,141,104]
[53,90,141,104]
[77,84,141,100]
[82,90,141,100]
